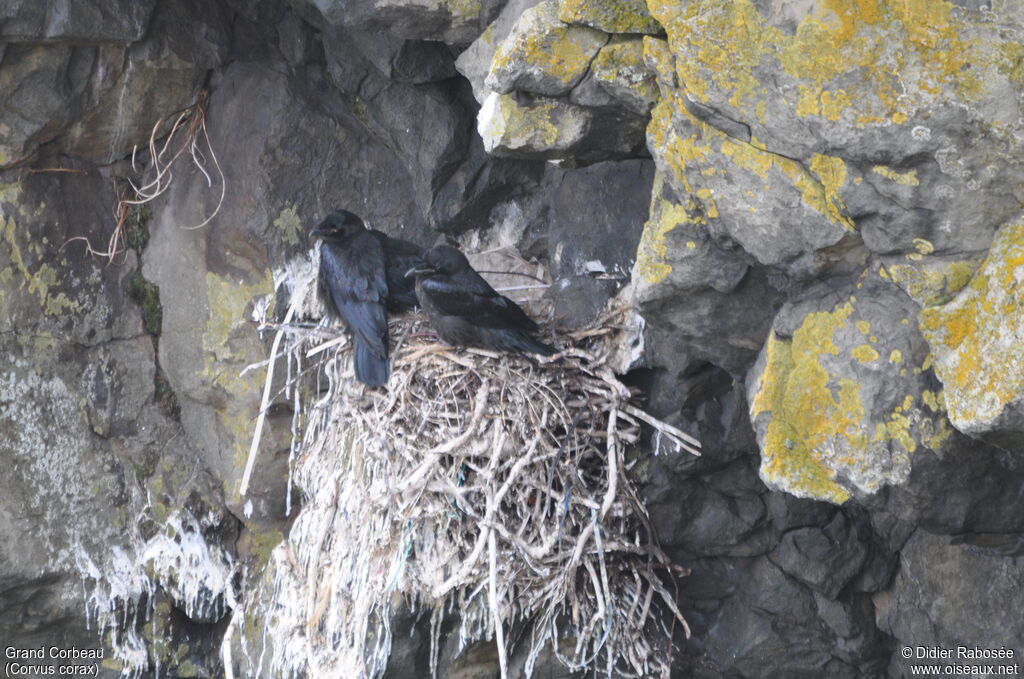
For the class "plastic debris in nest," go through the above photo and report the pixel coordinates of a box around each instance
[242,302,700,679]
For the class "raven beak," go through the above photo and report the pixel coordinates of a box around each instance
[405,263,436,278]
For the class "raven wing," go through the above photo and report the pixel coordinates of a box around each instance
[376,232,423,313]
[320,231,389,359]
[419,273,539,332]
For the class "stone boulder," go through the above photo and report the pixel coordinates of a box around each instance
[477,90,647,163]
[467,0,655,164]
[641,0,1024,275]
[629,171,780,376]
[747,271,952,504]
[486,0,607,97]
[919,215,1024,447]
[557,0,661,35]
[0,0,158,43]
[572,38,659,115]
[291,0,500,44]
[877,530,1024,676]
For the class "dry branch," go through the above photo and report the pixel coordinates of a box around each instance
[248,298,700,679]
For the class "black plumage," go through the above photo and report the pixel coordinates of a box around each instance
[407,245,555,356]
[311,210,424,386]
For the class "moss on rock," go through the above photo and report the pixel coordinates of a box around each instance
[129,270,162,336]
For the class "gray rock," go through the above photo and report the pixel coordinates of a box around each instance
[428,133,544,233]
[0,0,226,168]
[347,30,457,83]
[0,44,90,167]
[764,492,838,533]
[583,38,658,115]
[478,91,590,157]
[455,0,545,104]
[478,90,647,164]
[646,93,857,277]
[0,160,235,676]
[631,172,749,296]
[679,556,887,678]
[769,513,868,599]
[0,0,158,43]
[565,68,618,109]
[292,0,497,45]
[918,214,1024,446]
[557,0,661,35]
[485,0,607,98]
[643,0,1024,280]
[877,530,1024,676]
[543,158,653,327]
[866,434,1024,537]
[649,479,772,558]
[323,26,539,229]
[634,262,784,378]
[747,272,953,504]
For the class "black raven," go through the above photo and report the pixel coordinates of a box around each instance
[406,245,555,356]
[311,210,424,386]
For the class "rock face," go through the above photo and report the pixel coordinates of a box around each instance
[467,0,655,164]
[877,529,1024,676]
[2,0,1024,677]
[919,215,1024,446]
[747,272,951,503]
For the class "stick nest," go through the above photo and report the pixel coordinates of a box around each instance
[259,301,699,679]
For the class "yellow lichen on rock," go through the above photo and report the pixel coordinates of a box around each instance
[645,98,708,194]
[872,165,920,186]
[645,37,856,232]
[808,154,854,230]
[2,214,79,316]
[719,135,854,230]
[750,283,952,503]
[478,92,588,155]
[852,344,880,363]
[273,205,302,246]
[448,0,483,20]
[489,1,607,95]
[590,40,660,112]
[918,218,1024,434]
[886,258,981,307]
[635,173,705,285]
[750,319,854,505]
[201,271,275,499]
[559,0,661,34]
[645,0,1003,128]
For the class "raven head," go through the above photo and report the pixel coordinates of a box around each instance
[311,210,365,240]
[406,245,470,278]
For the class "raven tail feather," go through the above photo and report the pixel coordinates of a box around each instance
[354,341,389,387]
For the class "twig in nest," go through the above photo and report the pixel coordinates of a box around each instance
[241,302,700,679]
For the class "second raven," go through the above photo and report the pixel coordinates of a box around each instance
[406,245,555,356]
[312,210,424,387]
